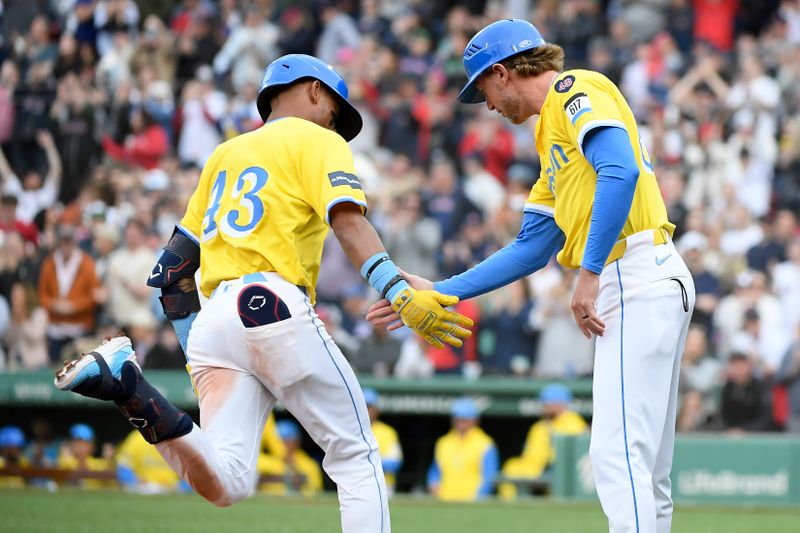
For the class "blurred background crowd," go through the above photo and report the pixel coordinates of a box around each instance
[1,0,800,494]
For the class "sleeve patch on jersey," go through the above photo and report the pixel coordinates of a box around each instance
[555,75,576,93]
[563,92,592,125]
[327,171,362,190]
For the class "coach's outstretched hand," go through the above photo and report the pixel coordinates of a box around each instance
[390,288,473,349]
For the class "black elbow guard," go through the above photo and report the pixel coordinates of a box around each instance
[147,227,201,320]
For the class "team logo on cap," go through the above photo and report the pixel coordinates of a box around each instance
[555,74,575,93]
[519,39,533,47]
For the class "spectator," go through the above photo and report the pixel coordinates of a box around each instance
[530,268,595,378]
[427,398,498,501]
[57,423,115,489]
[498,384,588,499]
[352,323,402,377]
[101,108,169,170]
[38,225,100,363]
[719,352,773,432]
[0,195,38,246]
[715,271,783,359]
[439,212,494,278]
[730,308,794,377]
[479,280,537,375]
[213,5,279,93]
[773,240,800,332]
[144,323,186,370]
[677,231,720,334]
[462,155,506,217]
[116,430,180,494]
[316,0,361,66]
[5,282,48,370]
[175,67,227,168]
[258,420,322,496]
[363,389,403,496]
[105,219,157,332]
[49,75,98,204]
[680,324,723,411]
[382,191,441,282]
[277,6,317,56]
[0,130,62,224]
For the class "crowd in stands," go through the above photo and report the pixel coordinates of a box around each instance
[0,0,798,462]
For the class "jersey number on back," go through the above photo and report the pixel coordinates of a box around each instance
[201,166,269,242]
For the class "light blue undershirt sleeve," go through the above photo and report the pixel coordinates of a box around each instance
[580,126,640,274]
[478,445,500,498]
[172,312,198,356]
[427,459,441,488]
[433,212,564,300]
[382,458,402,475]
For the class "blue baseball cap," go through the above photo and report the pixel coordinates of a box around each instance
[540,384,572,405]
[459,19,546,104]
[362,388,379,407]
[257,54,363,141]
[70,423,95,441]
[276,420,301,441]
[450,398,479,420]
[0,426,26,448]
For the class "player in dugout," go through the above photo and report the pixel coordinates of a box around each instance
[498,383,588,499]
[427,398,499,502]
[362,388,403,496]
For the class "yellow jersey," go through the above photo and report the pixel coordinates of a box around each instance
[116,431,180,489]
[261,414,286,458]
[527,69,673,269]
[57,452,115,489]
[257,449,322,496]
[429,426,498,501]
[518,410,588,478]
[371,420,402,489]
[180,117,367,303]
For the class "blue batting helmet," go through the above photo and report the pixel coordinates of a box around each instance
[257,54,363,142]
[0,426,25,448]
[458,19,546,104]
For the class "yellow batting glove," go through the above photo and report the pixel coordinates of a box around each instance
[390,288,474,348]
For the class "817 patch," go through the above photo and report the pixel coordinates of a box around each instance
[555,75,575,93]
[563,92,592,125]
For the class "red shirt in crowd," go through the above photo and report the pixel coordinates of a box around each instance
[101,125,169,170]
[693,0,739,52]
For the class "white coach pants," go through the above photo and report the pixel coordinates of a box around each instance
[155,272,390,533]
[590,231,695,533]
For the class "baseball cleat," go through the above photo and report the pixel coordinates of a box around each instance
[54,335,137,394]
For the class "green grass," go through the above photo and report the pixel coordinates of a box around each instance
[2,489,799,533]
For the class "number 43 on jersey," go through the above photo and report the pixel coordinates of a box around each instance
[201,166,269,242]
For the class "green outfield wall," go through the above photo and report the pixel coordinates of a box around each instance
[0,371,593,417]
[552,434,800,505]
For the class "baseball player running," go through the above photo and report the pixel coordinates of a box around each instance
[368,20,694,533]
[54,54,472,533]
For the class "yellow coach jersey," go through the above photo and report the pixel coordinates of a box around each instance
[526,69,674,269]
[180,117,367,303]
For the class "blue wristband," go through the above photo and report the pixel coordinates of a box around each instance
[361,252,410,302]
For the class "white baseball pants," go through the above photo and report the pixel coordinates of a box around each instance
[590,231,695,533]
[155,272,390,533]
